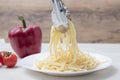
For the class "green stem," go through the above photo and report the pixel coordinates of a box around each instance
[18,16,26,28]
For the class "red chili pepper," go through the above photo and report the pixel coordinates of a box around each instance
[0,51,7,65]
[8,16,42,58]
[0,54,3,65]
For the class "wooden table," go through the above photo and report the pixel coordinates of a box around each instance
[0,0,120,43]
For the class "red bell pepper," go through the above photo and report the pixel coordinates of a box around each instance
[8,16,42,58]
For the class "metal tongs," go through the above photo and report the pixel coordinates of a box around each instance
[51,0,70,33]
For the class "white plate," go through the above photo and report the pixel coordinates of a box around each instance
[20,52,112,76]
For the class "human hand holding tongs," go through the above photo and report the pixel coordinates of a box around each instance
[51,0,71,33]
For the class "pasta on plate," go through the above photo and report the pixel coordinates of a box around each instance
[36,20,99,72]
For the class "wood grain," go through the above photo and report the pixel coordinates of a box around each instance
[0,0,120,43]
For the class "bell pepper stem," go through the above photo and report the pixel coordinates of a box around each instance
[18,16,26,28]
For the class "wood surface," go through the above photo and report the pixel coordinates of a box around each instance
[0,0,120,43]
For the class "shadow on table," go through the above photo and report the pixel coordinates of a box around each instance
[25,66,117,80]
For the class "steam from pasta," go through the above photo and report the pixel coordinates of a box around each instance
[36,20,99,72]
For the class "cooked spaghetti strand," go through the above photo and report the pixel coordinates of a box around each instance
[36,20,99,72]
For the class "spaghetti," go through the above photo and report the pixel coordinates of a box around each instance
[36,20,99,72]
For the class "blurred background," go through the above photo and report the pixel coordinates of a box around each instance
[0,0,120,43]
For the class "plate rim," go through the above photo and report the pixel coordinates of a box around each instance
[19,52,112,75]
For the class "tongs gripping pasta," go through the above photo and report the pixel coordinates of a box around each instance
[51,0,70,33]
